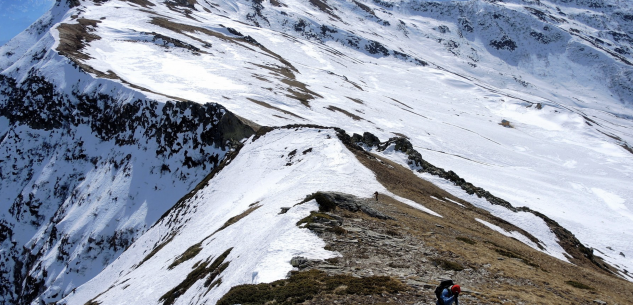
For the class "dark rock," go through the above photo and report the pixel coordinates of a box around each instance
[362,132,381,147]
[437,25,450,33]
[365,40,390,56]
[458,17,473,33]
[290,256,308,268]
[279,207,291,214]
[313,192,394,220]
[490,36,517,51]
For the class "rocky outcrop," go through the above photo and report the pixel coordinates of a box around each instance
[307,191,394,220]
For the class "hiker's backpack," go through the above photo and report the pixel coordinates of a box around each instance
[434,279,454,305]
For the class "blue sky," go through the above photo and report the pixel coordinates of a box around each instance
[0,0,55,46]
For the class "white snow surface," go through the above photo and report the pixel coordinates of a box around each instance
[1,0,633,302]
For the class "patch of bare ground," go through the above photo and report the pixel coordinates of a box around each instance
[246,98,305,120]
[252,73,272,83]
[122,0,155,7]
[167,0,198,8]
[346,96,364,104]
[149,33,208,54]
[597,130,633,156]
[308,0,341,20]
[344,78,364,90]
[57,18,102,62]
[326,106,363,121]
[323,70,365,88]
[401,107,429,119]
[353,0,376,16]
[150,17,235,46]
[387,97,412,109]
[213,204,261,234]
[251,63,323,107]
[270,0,287,7]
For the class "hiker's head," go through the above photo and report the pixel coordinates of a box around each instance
[451,284,461,295]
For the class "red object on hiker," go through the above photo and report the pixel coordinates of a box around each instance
[451,285,461,295]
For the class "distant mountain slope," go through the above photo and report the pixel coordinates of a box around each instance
[0,0,632,304]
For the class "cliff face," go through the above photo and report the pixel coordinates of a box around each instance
[0,66,254,305]
[1,0,632,304]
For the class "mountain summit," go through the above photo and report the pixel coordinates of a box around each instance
[1,0,632,304]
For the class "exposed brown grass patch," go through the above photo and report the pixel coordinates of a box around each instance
[387,97,412,109]
[169,242,203,269]
[326,106,363,121]
[213,204,261,234]
[57,19,102,61]
[565,280,593,290]
[296,211,335,226]
[456,236,476,245]
[160,248,233,305]
[124,0,155,7]
[353,0,376,15]
[247,98,305,119]
[137,234,176,268]
[308,0,341,20]
[346,96,364,104]
[433,259,464,271]
[499,119,513,128]
[217,269,406,305]
[251,63,323,107]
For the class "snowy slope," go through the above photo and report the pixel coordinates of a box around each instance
[1,0,632,303]
[60,127,445,305]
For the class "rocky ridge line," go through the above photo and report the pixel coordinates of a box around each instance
[346,131,617,276]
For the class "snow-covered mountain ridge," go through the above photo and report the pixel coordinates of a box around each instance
[0,0,632,303]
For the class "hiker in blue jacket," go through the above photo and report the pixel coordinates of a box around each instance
[437,284,460,305]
